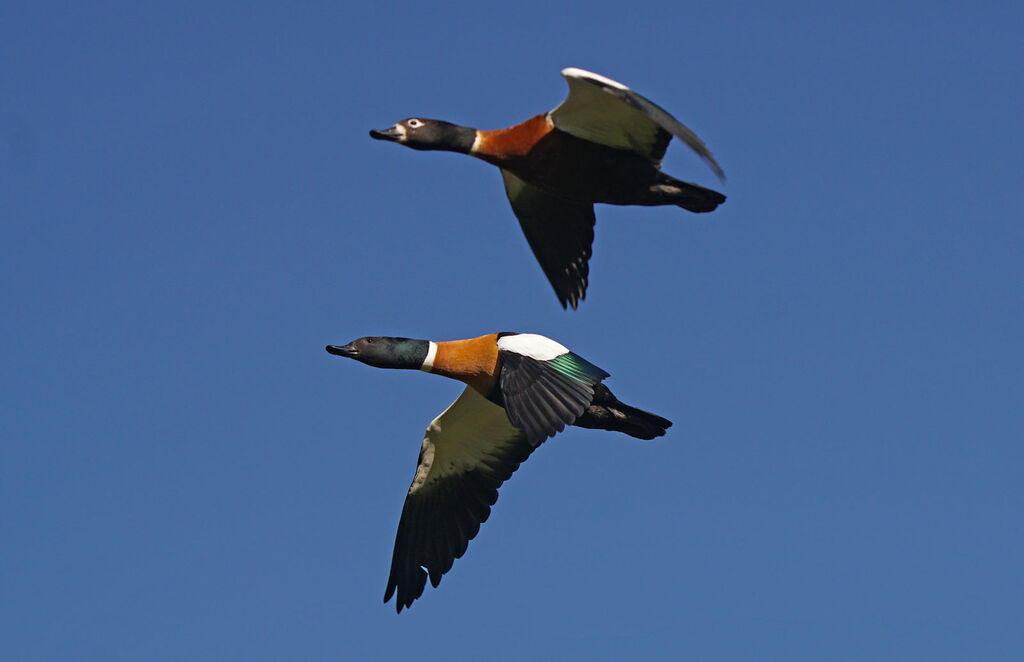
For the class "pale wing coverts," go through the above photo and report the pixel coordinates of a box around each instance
[385,386,535,612]
[550,67,725,180]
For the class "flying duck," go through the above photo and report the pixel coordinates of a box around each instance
[326,332,671,612]
[370,67,726,309]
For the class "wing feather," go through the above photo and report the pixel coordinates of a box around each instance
[501,169,595,309]
[384,386,536,613]
[497,340,611,441]
[550,67,725,181]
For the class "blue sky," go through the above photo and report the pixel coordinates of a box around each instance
[2,1,1022,660]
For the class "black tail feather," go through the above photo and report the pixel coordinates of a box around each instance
[572,383,672,440]
[655,173,725,213]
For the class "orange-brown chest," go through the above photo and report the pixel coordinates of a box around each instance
[430,333,501,395]
[474,114,654,202]
[474,114,555,161]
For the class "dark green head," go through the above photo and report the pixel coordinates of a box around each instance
[326,336,429,370]
[369,118,476,153]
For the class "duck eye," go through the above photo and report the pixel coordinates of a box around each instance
[407,118,423,128]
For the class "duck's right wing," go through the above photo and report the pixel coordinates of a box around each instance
[496,333,610,442]
[550,67,725,181]
[384,386,535,613]
[500,169,595,310]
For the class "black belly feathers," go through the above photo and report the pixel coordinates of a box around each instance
[326,67,721,613]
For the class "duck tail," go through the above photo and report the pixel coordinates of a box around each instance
[573,383,672,440]
[655,173,726,213]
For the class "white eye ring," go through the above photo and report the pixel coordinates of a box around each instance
[407,118,423,128]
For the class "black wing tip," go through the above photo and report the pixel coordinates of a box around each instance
[558,289,585,310]
[544,258,588,310]
[385,568,427,614]
[556,270,588,310]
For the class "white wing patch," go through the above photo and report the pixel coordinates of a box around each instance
[549,68,662,155]
[561,67,629,91]
[497,333,570,361]
[412,386,523,495]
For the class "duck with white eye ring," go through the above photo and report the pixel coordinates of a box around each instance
[369,67,727,309]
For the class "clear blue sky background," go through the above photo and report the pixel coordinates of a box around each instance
[3,2,1022,660]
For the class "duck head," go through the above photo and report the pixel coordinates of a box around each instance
[369,118,476,153]
[326,336,430,370]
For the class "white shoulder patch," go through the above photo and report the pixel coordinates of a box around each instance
[561,67,630,92]
[497,333,569,361]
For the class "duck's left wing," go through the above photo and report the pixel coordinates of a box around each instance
[550,67,725,181]
[500,169,595,310]
[497,333,610,442]
[384,386,535,613]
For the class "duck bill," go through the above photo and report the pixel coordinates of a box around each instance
[369,126,404,142]
[326,343,358,358]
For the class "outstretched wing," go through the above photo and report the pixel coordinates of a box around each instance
[497,333,610,442]
[549,67,725,181]
[501,169,596,310]
[385,386,536,613]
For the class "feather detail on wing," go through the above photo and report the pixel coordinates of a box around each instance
[497,334,610,441]
[501,170,595,310]
[550,67,725,181]
[384,386,535,613]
